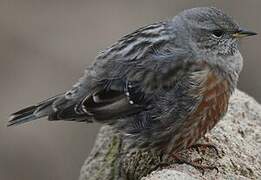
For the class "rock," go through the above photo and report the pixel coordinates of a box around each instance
[141,169,197,180]
[79,89,261,180]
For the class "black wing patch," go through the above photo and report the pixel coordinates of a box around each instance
[82,81,147,121]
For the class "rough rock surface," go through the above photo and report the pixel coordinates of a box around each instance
[79,90,261,180]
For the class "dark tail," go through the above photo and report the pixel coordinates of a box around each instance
[8,96,59,126]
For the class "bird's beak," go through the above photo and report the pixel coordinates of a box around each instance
[233,28,257,38]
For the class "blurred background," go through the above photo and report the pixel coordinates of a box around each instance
[0,0,260,179]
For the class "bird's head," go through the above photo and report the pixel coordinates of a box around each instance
[172,7,257,76]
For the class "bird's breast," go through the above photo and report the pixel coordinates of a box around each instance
[170,70,230,153]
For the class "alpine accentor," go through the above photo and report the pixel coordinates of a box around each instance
[9,7,256,157]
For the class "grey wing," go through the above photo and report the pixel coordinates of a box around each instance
[50,21,194,123]
[8,21,194,127]
[10,21,197,125]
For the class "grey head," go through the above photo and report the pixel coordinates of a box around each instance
[171,7,257,78]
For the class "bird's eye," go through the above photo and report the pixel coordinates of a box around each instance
[212,30,224,38]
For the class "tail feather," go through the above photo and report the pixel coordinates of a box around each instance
[8,96,58,127]
[8,106,41,126]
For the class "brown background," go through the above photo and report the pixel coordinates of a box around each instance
[0,0,260,180]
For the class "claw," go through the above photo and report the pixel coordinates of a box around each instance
[172,154,219,174]
[193,158,203,164]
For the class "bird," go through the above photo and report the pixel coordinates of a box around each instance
[9,7,256,166]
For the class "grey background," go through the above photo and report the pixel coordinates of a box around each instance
[0,0,260,180]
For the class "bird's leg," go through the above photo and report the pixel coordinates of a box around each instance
[190,143,221,157]
[172,154,219,175]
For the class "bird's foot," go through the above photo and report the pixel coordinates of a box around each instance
[190,143,221,157]
[172,154,219,175]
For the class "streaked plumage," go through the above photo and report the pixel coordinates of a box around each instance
[9,7,256,155]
